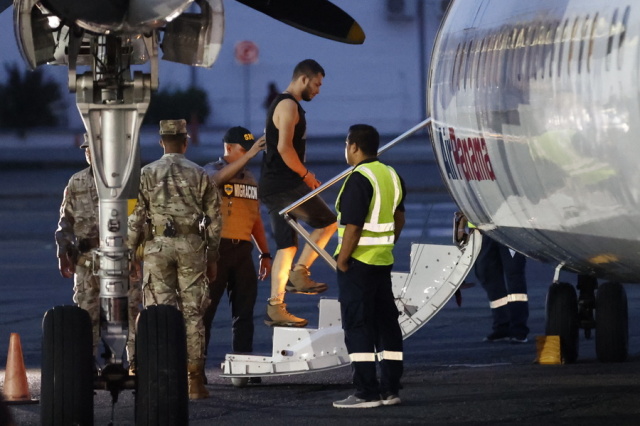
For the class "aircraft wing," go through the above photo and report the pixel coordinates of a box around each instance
[237,0,365,44]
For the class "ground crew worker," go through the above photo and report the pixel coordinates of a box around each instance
[333,124,406,409]
[202,126,271,360]
[55,133,141,372]
[475,233,529,343]
[127,119,222,400]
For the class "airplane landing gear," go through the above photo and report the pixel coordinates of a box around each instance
[545,274,629,364]
[595,282,628,362]
[135,305,189,426]
[41,306,95,425]
[545,282,579,363]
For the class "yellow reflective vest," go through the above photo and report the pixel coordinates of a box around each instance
[334,161,402,266]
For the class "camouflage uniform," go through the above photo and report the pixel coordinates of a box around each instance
[55,167,142,360]
[127,148,222,364]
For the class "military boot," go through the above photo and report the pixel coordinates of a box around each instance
[188,361,209,400]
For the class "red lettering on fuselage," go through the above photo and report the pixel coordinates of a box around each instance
[437,127,496,182]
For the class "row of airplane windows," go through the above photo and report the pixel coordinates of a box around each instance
[447,6,631,92]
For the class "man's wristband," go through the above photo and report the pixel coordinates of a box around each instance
[301,169,309,179]
[259,252,272,260]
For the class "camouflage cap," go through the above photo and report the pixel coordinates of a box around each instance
[80,133,89,149]
[159,119,189,136]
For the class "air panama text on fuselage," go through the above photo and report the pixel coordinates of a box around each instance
[435,126,496,182]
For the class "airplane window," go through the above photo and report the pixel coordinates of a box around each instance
[578,15,590,75]
[459,40,468,90]
[528,25,540,81]
[453,42,461,90]
[606,9,618,71]
[537,24,548,80]
[548,22,559,79]
[515,27,526,82]
[491,32,502,88]
[568,16,580,76]
[617,6,630,70]
[476,38,485,90]
[485,34,494,89]
[587,13,599,73]
[500,28,518,87]
[463,40,473,90]
[558,19,569,78]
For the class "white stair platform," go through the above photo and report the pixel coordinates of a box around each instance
[221,232,481,380]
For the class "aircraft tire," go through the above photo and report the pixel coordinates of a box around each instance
[41,305,94,426]
[135,305,188,426]
[545,282,579,363]
[595,282,628,362]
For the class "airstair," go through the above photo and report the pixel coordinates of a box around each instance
[220,119,482,383]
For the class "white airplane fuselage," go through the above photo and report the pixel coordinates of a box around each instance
[429,0,640,282]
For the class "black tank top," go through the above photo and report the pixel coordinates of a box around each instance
[258,93,307,198]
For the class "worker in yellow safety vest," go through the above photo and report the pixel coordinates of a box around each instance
[332,124,407,409]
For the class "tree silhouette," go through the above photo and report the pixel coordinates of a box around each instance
[144,86,211,126]
[0,64,62,136]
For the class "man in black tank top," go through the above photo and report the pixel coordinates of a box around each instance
[258,59,337,327]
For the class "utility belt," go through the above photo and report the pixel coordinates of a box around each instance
[77,237,100,253]
[152,223,200,237]
[67,237,99,267]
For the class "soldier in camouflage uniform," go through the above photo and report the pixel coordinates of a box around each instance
[127,119,222,400]
[55,134,142,371]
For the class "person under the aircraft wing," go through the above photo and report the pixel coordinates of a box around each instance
[333,124,406,409]
[202,126,271,374]
[127,120,222,400]
[55,133,142,372]
[258,59,337,327]
[464,218,530,343]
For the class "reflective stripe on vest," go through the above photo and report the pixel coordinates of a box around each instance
[335,161,401,265]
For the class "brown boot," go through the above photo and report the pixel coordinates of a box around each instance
[286,265,328,294]
[188,361,209,400]
[264,303,308,327]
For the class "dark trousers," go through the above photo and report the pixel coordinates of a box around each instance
[203,238,257,354]
[338,259,403,399]
[475,236,529,338]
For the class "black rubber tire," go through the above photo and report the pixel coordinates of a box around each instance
[545,282,579,363]
[135,305,188,426]
[41,305,94,426]
[595,282,628,362]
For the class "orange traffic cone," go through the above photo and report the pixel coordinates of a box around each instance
[2,333,37,405]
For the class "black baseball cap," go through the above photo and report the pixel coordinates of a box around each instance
[223,126,256,151]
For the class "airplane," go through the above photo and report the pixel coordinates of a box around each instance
[5,0,636,421]
[429,0,639,365]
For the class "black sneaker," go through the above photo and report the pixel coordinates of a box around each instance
[381,393,401,406]
[510,336,529,344]
[483,332,510,342]
[333,394,382,408]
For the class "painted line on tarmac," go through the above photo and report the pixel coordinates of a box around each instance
[445,363,512,368]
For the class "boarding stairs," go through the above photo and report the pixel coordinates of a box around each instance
[221,119,482,382]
